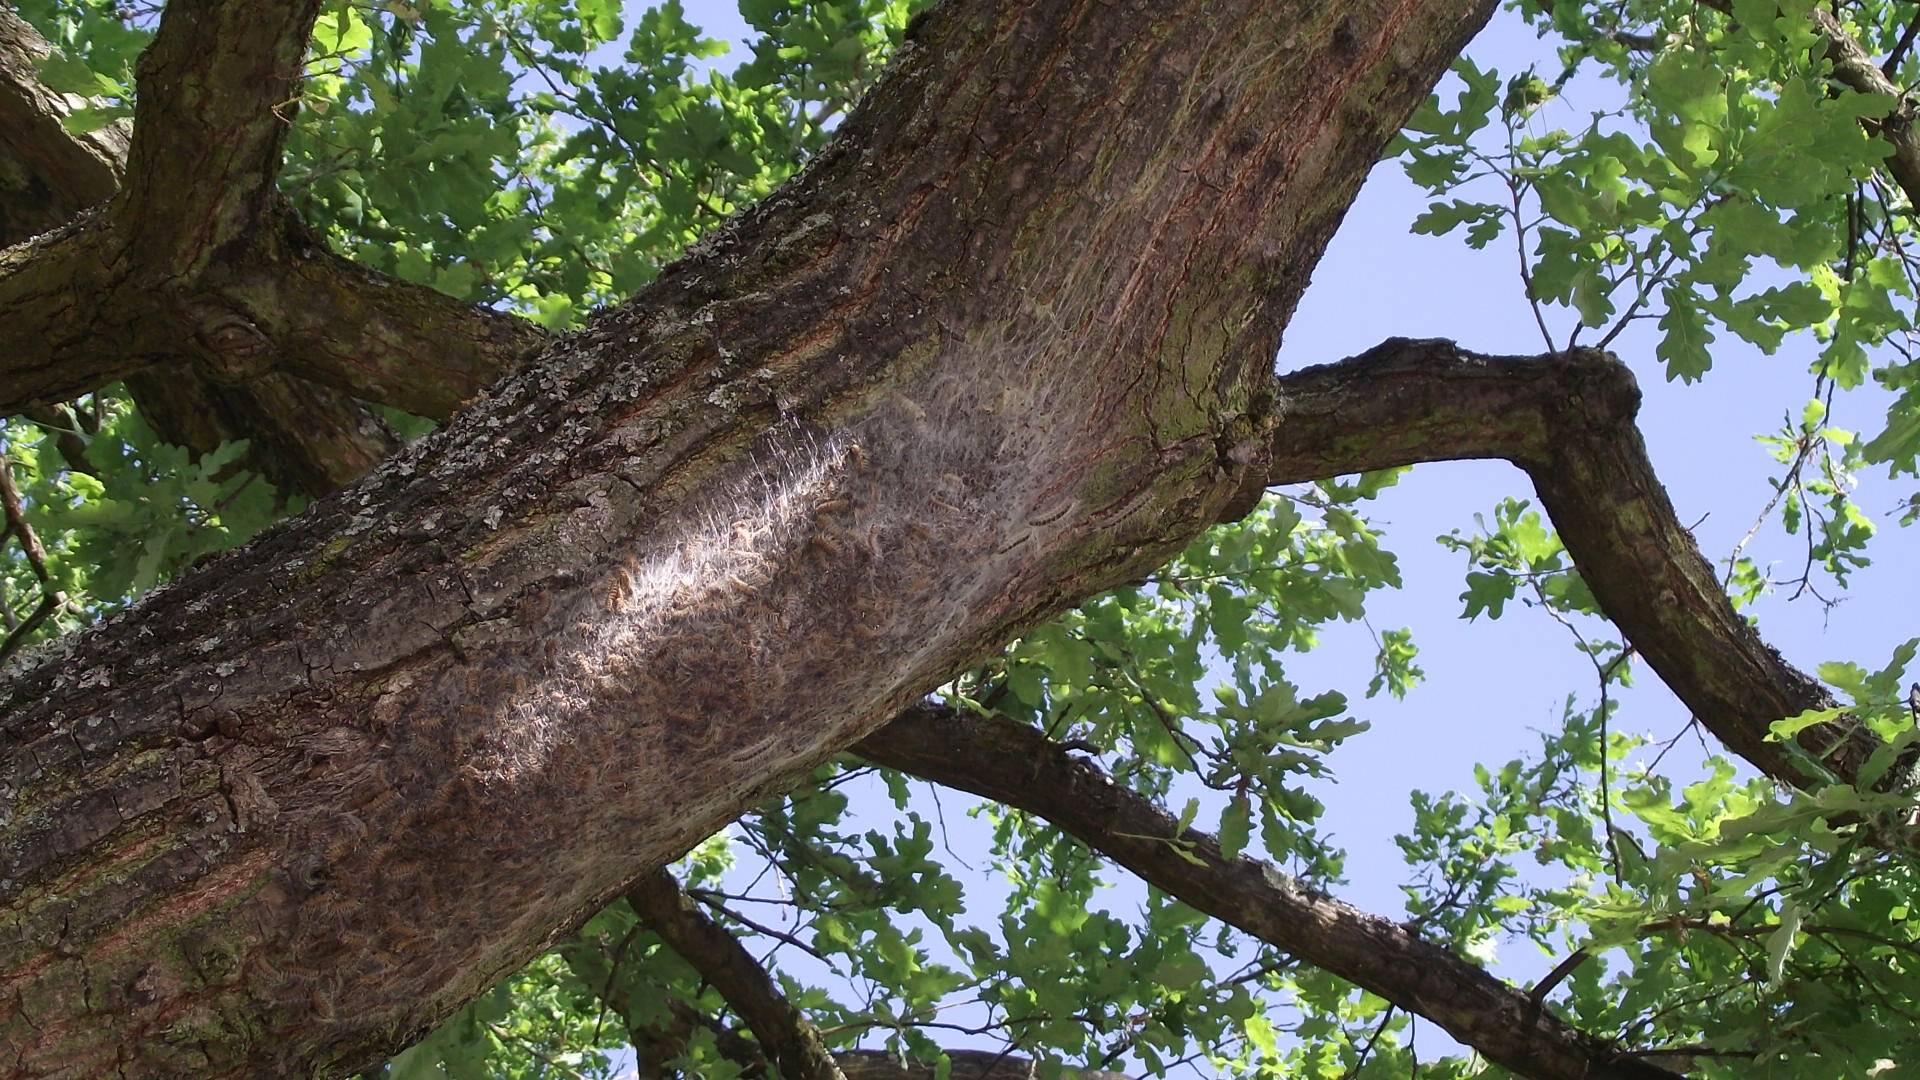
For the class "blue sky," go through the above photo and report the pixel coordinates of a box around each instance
[606,1,1918,1071]
[1285,12,1911,903]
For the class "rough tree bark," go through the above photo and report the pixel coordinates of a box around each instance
[0,0,1502,1075]
[612,339,1861,1080]
[597,338,1879,1080]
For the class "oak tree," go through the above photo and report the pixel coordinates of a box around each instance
[2,0,1917,1077]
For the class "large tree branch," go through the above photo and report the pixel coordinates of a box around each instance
[0,208,404,495]
[1261,339,1873,791]
[0,6,543,436]
[0,8,404,497]
[855,706,1681,1080]
[0,198,544,425]
[0,6,540,495]
[211,202,550,419]
[0,211,136,397]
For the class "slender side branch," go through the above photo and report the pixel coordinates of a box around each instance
[0,452,65,662]
[625,868,848,1080]
[560,923,1124,1079]
[1263,338,1874,790]
[231,204,551,419]
[0,214,138,407]
[856,705,1681,1080]
[0,0,1502,1071]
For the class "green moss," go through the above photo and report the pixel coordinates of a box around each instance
[295,535,354,585]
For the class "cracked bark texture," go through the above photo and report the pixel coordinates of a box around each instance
[0,0,1495,1075]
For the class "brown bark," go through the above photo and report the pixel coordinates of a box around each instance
[0,1,1494,1077]
[667,336,1884,1080]
[856,706,1681,1080]
[0,9,403,496]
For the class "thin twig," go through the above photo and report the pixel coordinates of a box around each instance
[690,893,833,965]
[0,453,66,660]
[1341,1005,1398,1078]
[589,923,643,1046]
[1528,949,1592,1006]
[0,593,63,663]
[1885,9,1920,75]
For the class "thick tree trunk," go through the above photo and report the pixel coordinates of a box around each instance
[0,1,1493,1076]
